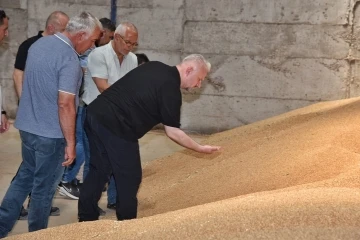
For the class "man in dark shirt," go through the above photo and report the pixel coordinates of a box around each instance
[13,11,69,98]
[78,54,221,222]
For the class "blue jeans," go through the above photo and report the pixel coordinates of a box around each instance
[107,177,116,205]
[62,106,86,183]
[0,131,65,237]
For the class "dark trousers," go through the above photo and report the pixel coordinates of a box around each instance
[78,112,142,221]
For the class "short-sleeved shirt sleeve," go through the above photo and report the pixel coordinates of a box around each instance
[14,42,29,71]
[14,33,43,71]
[87,49,108,79]
[58,56,83,95]
[159,79,182,128]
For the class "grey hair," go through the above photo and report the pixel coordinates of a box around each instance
[115,22,138,36]
[65,12,102,37]
[182,54,211,72]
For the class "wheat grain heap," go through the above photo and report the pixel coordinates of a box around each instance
[9,98,360,239]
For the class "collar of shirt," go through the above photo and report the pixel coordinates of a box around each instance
[55,32,75,49]
[54,32,80,57]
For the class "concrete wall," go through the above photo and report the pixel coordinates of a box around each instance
[1,0,359,133]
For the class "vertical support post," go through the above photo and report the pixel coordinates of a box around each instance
[111,0,117,24]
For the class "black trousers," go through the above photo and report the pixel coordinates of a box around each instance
[78,112,142,221]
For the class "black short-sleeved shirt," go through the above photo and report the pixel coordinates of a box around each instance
[14,31,44,71]
[87,61,182,141]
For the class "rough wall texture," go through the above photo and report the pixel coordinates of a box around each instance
[1,0,359,133]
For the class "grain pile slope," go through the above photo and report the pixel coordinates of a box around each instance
[10,97,360,239]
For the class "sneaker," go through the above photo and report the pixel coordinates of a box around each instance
[107,203,116,210]
[50,206,60,216]
[98,206,106,216]
[18,206,28,220]
[58,181,80,200]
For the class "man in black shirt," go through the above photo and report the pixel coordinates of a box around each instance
[13,11,69,98]
[78,54,221,222]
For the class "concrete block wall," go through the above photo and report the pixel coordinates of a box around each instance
[1,0,359,133]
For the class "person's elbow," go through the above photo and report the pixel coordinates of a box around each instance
[58,93,76,110]
[164,125,181,141]
[13,69,23,84]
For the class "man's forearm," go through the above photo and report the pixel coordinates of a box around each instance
[93,77,110,93]
[13,69,24,98]
[59,103,76,146]
[97,83,110,93]
[165,126,202,152]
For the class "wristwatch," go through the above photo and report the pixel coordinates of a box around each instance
[1,110,6,115]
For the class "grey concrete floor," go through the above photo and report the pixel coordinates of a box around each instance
[0,124,205,237]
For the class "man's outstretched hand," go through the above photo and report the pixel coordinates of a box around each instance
[199,145,221,154]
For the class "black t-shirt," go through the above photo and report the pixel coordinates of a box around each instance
[14,31,43,71]
[87,61,182,141]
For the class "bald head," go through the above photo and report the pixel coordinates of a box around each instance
[44,11,69,35]
[114,22,138,36]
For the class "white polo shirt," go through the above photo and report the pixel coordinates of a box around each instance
[82,41,138,105]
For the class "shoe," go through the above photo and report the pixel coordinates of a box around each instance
[18,206,28,220]
[27,198,60,216]
[107,203,116,210]
[58,181,80,200]
[50,206,60,216]
[98,206,106,216]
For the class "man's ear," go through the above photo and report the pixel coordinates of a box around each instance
[185,66,194,76]
[77,31,87,41]
[114,33,120,41]
[47,24,55,34]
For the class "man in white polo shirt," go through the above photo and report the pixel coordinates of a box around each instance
[82,22,138,104]
[81,22,138,212]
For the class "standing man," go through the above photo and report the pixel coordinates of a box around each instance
[13,11,69,99]
[0,9,9,134]
[12,10,69,219]
[59,18,116,203]
[78,54,221,222]
[0,12,102,237]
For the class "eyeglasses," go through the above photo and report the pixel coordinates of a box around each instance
[118,34,138,47]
